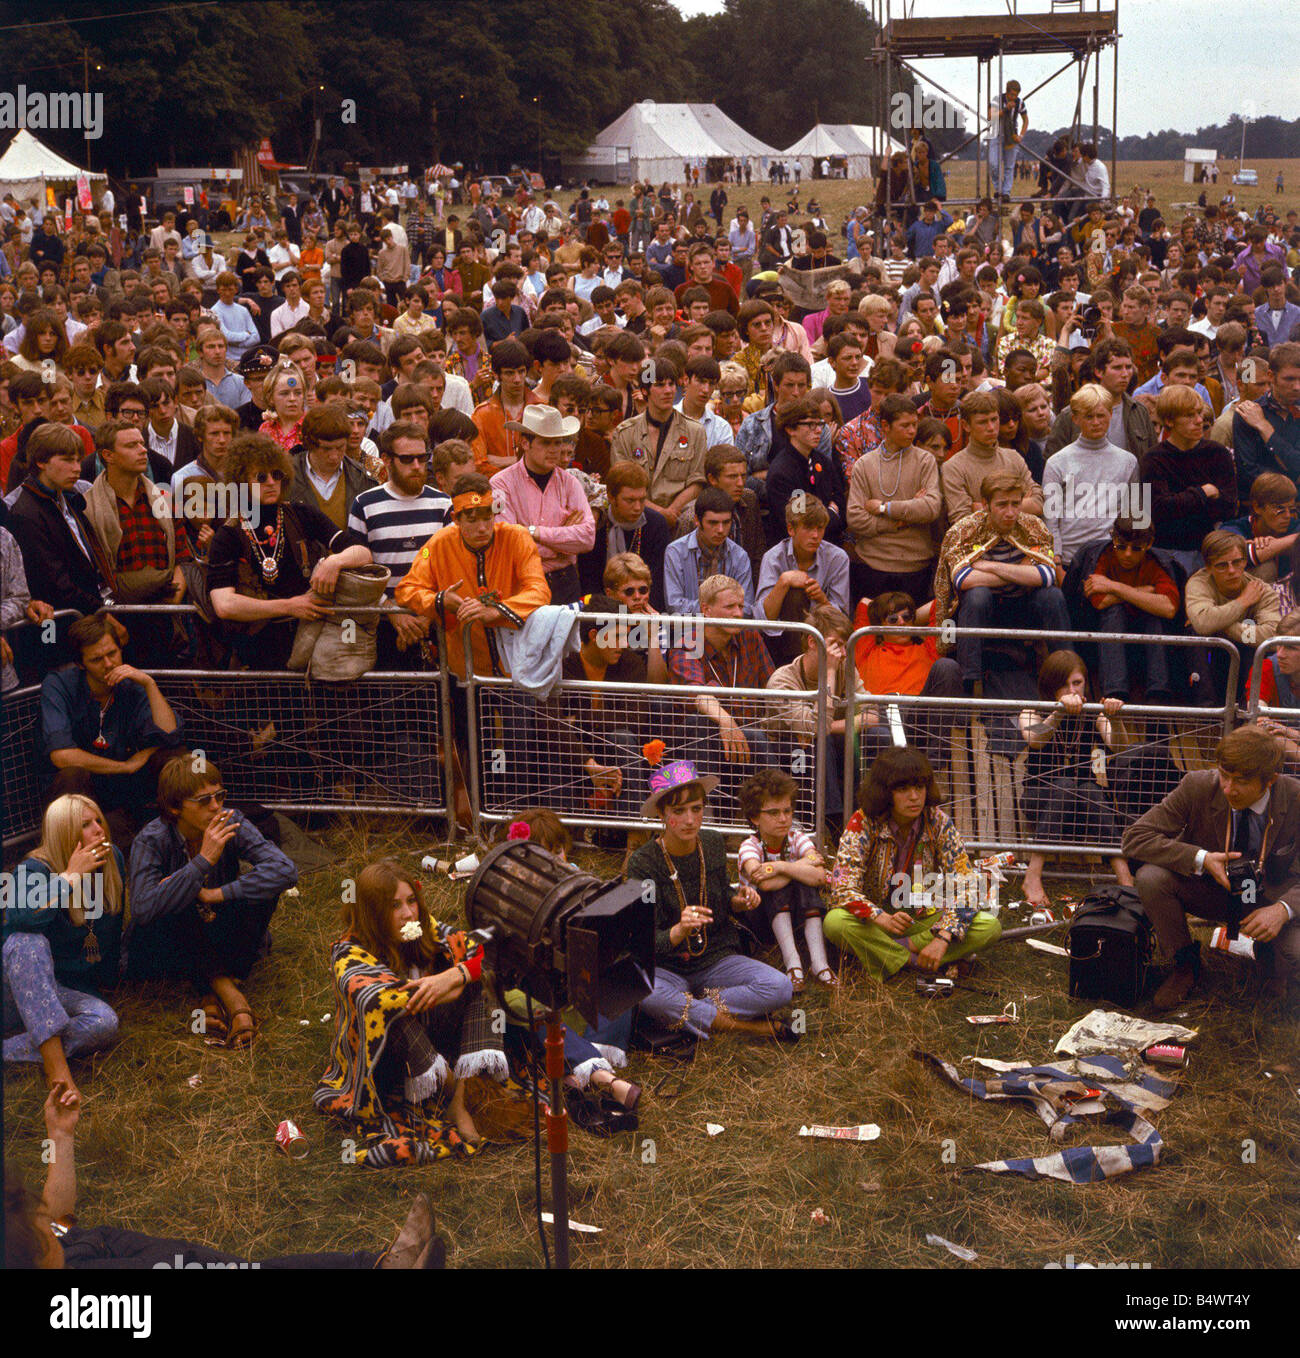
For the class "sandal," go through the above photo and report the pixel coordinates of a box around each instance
[810,966,840,988]
[200,997,229,1041]
[226,1008,258,1052]
[786,966,806,994]
[767,1017,802,1046]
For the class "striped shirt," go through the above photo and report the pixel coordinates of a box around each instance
[738,827,817,881]
[952,535,1053,594]
[348,484,451,596]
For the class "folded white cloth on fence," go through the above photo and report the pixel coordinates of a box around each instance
[497,603,581,700]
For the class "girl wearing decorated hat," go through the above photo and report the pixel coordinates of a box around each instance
[624,746,799,1043]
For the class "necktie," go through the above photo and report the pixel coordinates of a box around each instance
[1232,809,1259,863]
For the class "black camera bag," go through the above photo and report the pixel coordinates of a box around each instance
[1067,885,1153,1008]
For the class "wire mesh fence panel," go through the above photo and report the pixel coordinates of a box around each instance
[1,686,44,846]
[470,678,827,840]
[150,670,447,815]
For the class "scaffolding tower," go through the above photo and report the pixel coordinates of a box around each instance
[870,1,1119,228]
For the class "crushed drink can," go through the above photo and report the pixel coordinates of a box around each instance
[1209,926,1255,960]
[275,1118,308,1159]
[1143,1043,1188,1068]
[967,1013,1016,1025]
[1030,908,1055,926]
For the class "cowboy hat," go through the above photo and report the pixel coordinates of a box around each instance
[504,404,581,438]
[639,760,719,818]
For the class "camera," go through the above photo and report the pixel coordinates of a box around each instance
[915,976,954,997]
[1222,859,1259,939]
[1079,303,1102,341]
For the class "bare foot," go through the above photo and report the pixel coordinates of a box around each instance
[448,1080,481,1144]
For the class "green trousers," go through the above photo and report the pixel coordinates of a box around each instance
[824,908,1003,981]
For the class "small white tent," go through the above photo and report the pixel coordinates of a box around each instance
[784,124,907,180]
[0,130,106,208]
[1183,147,1217,184]
[572,102,781,184]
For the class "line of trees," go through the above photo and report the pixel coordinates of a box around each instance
[8,1,1277,179]
[0,0,949,176]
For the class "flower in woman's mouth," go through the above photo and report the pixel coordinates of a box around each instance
[399,921,423,942]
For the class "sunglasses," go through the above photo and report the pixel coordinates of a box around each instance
[388,452,425,466]
[186,789,226,807]
[254,469,287,483]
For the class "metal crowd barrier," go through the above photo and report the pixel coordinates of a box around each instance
[463,614,828,844]
[4,605,1273,859]
[2,604,454,848]
[843,625,1241,859]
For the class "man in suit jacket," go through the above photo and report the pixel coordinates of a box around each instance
[1123,724,1300,1008]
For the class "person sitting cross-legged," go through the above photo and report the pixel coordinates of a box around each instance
[825,747,1002,981]
[624,760,798,1043]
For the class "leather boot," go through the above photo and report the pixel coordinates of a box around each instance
[1152,943,1200,1011]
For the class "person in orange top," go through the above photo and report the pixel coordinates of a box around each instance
[853,590,963,763]
[297,228,325,285]
[394,473,550,681]
[469,339,541,476]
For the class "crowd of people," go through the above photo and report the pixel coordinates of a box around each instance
[3,149,1300,1259]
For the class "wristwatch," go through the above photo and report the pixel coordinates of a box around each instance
[528,525,539,540]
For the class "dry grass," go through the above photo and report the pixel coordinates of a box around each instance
[5,813,1297,1269]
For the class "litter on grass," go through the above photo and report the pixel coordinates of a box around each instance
[539,1212,601,1234]
[798,1123,881,1141]
[1055,1010,1197,1058]
[705,1122,725,1136]
[1025,938,1069,957]
[926,1233,977,1261]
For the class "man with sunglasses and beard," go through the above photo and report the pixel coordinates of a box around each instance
[348,422,450,668]
[207,431,372,670]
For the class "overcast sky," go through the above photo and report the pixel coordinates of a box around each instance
[667,0,1300,137]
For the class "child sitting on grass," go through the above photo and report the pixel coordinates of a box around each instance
[737,769,834,991]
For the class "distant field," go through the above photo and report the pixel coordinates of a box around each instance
[551,158,1299,235]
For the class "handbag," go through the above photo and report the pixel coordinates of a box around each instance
[1067,885,1153,1009]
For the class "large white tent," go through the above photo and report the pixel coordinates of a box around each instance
[572,101,781,184]
[0,129,106,208]
[784,124,906,180]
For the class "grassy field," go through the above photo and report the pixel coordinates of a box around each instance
[550,158,1300,239]
[5,814,1296,1270]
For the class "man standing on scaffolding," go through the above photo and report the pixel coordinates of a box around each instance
[988,79,1029,204]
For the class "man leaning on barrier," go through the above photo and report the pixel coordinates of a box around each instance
[1123,725,1300,1010]
[40,611,184,849]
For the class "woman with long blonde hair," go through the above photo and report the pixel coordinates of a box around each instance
[4,795,123,1102]
[257,360,308,451]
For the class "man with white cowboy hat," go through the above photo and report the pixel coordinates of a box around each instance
[490,405,595,605]
[624,752,799,1043]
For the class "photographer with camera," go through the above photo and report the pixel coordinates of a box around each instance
[1123,725,1300,1009]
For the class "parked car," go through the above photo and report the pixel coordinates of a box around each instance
[1233,169,1259,186]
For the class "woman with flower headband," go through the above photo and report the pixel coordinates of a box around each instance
[4,794,124,1105]
[624,749,799,1043]
[314,859,518,1167]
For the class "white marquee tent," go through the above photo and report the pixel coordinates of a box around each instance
[784,124,907,179]
[0,129,106,208]
[574,102,781,184]
[1183,147,1218,184]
